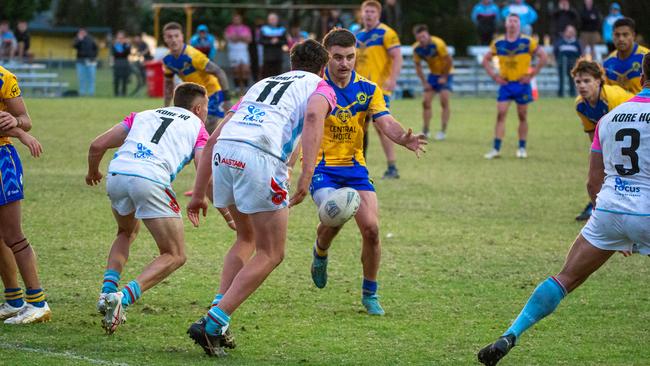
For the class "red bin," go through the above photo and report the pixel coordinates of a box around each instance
[145,60,164,98]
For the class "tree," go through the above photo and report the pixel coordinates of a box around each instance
[0,0,51,22]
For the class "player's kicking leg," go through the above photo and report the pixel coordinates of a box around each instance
[355,191,384,315]
[421,89,434,139]
[478,234,613,365]
[515,103,529,158]
[0,239,23,320]
[485,101,510,159]
[436,89,451,141]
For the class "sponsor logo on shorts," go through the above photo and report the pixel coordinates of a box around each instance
[214,153,221,166]
[6,189,20,196]
[242,105,266,123]
[214,153,246,170]
[270,177,287,205]
[134,143,154,160]
[614,177,641,196]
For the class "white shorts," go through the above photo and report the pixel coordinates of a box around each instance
[228,43,250,66]
[581,209,650,255]
[212,140,289,214]
[106,173,181,219]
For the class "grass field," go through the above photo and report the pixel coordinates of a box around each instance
[0,95,648,366]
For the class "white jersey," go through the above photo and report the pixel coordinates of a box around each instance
[218,70,335,162]
[108,107,208,186]
[592,92,650,215]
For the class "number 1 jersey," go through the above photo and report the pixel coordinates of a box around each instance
[219,70,336,162]
[108,107,208,187]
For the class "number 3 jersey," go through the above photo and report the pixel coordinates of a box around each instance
[591,89,650,215]
[218,70,336,162]
[108,107,208,187]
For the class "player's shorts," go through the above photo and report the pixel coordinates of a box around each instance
[208,91,225,119]
[497,82,533,104]
[427,74,453,92]
[0,144,24,206]
[310,163,375,195]
[581,209,650,255]
[212,140,289,214]
[227,43,250,67]
[106,173,181,219]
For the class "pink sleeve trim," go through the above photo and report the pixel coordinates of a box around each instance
[121,112,137,131]
[229,98,242,113]
[591,122,602,152]
[194,125,209,149]
[629,96,650,103]
[311,80,336,113]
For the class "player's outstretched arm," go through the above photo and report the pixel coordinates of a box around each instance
[374,114,427,157]
[586,151,605,205]
[163,76,175,107]
[86,124,128,186]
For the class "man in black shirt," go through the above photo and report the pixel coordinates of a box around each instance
[15,21,31,61]
[73,28,98,96]
[259,12,288,78]
[579,0,602,59]
[111,31,131,97]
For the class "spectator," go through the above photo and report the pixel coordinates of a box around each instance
[73,28,98,97]
[190,24,217,60]
[225,13,252,95]
[579,0,602,59]
[554,25,581,97]
[348,10,362,35]
[259,12,288,78]
[551,0,579,40]
[602,2,623,53]
[130,33,152,96]
[14,21,32,61]
[287,24,308,50]
[0,21,17,61]
[501,0,538,35]
[381,0,402,36]
[471,0,501,45]
[111,30,131,97]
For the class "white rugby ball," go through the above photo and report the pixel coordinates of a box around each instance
[318,188,361,227]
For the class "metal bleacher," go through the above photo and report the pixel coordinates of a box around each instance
[1,62,69,97]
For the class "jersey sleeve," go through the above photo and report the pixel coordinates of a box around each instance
[190,48,210,71]
[411,43,421,63]
[489,39,497,55]
[120,112,137,131]
[434,37,448,57]
[194,125,209,149]
[229,97,242,113]
[310,80,337,113]
[591,122,602,152]
[369,86,390,119]
[163,62,174,77]
[529,36,539,55]
[577,111,594,132]
[1,73,21,99]
[383,27,401,50]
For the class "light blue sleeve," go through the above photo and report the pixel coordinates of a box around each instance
[526,5,538,25]
[471,4,480,24]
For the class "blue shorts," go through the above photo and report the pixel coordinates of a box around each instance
[0,144,24,206]
[310,163,375,195]
[497,82,533,104]
[427,74,453,92]
[208,91,225,118]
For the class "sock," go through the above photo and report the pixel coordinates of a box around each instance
[313,241,328,259]
[423,127,429,134]
[387,163,396,170]
[211,293,223,308]
[101,269,121,294]
[519,140,527,149]
[4,288,24,308]
[121,280,142,307]
[206,305,231,336]
[362,278,378,297]
[504,276,567,340]
[493,138,502,151]
[25,288,45,308]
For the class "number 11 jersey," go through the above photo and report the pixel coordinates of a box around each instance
[108,107,208,187]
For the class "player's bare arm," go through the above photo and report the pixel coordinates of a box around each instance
[86,124,129,186]
[384,47,402,92]
[586,151,606,205]
[439,55,453,84]
[520,47,548,84]
[163,76,175,107]
[374,114,427,157]
[414,61,431,91]
[205,61,231,92]
[482,51,506,85]
[0,97,32,131]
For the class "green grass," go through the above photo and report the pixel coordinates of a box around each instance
[1,96,648,365]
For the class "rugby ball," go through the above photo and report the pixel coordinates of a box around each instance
[318,188,361,227]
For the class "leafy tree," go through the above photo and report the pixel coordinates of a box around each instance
[0,0,51,22]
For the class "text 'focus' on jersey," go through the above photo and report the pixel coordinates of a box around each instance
[109,107,208,186]
[219,70,336,162]
[490,35,538,82]
[591,89,650,215]
[0,66,21,146]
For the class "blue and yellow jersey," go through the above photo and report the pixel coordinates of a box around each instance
[355,23,400,95]
[162,44,221,95]
[0,66,21,146]
[412,36,453,75]
[603,43,649,94]
[319,70,389,167]
[489,35,538,82]
[575,84,632,132]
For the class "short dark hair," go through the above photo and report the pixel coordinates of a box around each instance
[290,39,329,74]
[413,24,428,35]
[163,22,183,33]
[570,58,605,83]
[173,82,207,111]
[614,17,636,33]
[323,28,356,49]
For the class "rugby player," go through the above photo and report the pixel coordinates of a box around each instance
[86,82,210,334]
[482,14,547,159]
[185,39,335,355]
[0,65,50,324]
[412,24,453,141]
[573,59,632,221]
[355,0,403,179]
[603,17,649,94]
[478,53,650,366]
[307,28,426,315]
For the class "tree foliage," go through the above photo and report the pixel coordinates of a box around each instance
[0,0,51,22]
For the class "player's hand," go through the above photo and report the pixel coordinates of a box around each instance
[0,112,18,130]
[619,250,632,257]
[423,82,433,92]
[18,133,42,158]
[518,74,533,84]
[187,196,209,227]
[85,170,103,186]
[289,174,310,208]
[494,76,507,85]
[438,76,448,85]
[399,128,428,158]
[217,207,236,231]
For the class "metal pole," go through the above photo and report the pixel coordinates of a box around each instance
[185,6,194,41]
[154,5,161,45]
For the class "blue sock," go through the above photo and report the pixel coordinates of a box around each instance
[121,280,142,307]
[206,306,231,336]
[101,269,121,294]
[313,241,328,259]
[362,278,378,297]
[504,277,567,340]
[493,138,502,151]
[25,288,45,308]
[519,140,527,149]
[211,293,223,308]
[4,287,24,308]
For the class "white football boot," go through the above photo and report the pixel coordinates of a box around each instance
[4,302,51,324]
[102,292,126,334]
[516,148,528,159]
[484,149,501,159]
[435,131,446,141]
[0,302,24,320]
[97,293,108,315]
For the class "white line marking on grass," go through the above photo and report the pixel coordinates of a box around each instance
[0,342,130,366]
